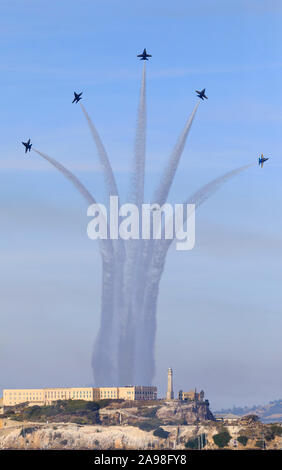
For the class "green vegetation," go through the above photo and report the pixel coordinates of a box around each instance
[237,435,248,446]
[185,434,206,449]
[3,400,112,424]
[72,417,91,425]
[135,418,162,432]
[139,407,160,418]
[212,431,231,448]
[165,418,187,426]
[270,424,282,437]
[264,429,275,441]
[113,400,163,409]
[185,438,198,449]
[153,427,170,439]
[255,439,265,449]
[20,426,38,436]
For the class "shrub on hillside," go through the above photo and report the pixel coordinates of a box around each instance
[95,399,112,409]
[185,434,206,449]
[270,424,282,437]
[264,429,275,441]
[6,400,102,423]
[185,438,198,449]
[140,407,160,418]
[237,435,248,446]
[61,400,100,413]
[72,417,89,425]
[212,431,231,448]
[165,418,186,426]
[153,427,169,439]
[20,426,37,436]
[137,419,162,432]
[22,405,60,420]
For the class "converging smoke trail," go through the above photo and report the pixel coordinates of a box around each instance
[32,148,118,386]
[31,71,255,389]
[80,103,119,197]
[187,163,255,210]
[33,148,97,206]
[131,62,147,207]
[79,105,126,385]
[153,102,200,207]
[159,163,255,274]
[132,102,199,380]
[116,62,148,385]
[136,163,255,385]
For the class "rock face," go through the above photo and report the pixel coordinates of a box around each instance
[1,419,282,450]
[0,424,161,450]
[156,400,214,424]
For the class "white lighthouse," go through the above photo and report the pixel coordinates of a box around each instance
[166,367,174,400]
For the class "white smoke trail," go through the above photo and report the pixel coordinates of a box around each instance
[186,163,254,209]
[132,102,200,380]
[117,63,147,385]
[79,105,126,385]
[131,62,147,207]
[32,148,118,385]
[80,103,119,197]
[33,148,97,206]
[153,102,199,207]
[136,163,254,384]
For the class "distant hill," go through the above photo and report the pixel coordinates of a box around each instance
[215,399,282,423]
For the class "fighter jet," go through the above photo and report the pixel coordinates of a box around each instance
[22,139,32,153]
[137,48,152,61]
[196,89,208,100]
[258,154,269,168]
[72,91,83,104]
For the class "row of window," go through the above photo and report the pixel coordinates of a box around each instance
[6,390,92,396]
[4,388,157,403]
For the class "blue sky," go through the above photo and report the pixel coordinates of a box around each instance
[1,0,282,409]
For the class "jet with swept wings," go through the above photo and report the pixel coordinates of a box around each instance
[137,48,152,60]
[195,88,208,100]
[258,154,269,168]
[72,91,83,104]
[22,139,32,153]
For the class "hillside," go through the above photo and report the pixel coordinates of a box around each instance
[216,399,282,423]
[1,398,214,427]
[2,400,282,449]
[1,415,282,450]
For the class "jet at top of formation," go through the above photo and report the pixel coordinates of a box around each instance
[258,154,269,168]
[72,91,83,104]
[196,89,208,100]
[137,48,152,60]
[22,139,32,153]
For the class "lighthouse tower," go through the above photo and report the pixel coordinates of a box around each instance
[166,368,174,400]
